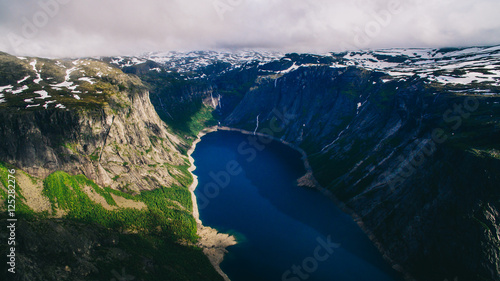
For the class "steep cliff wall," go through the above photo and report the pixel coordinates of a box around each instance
[0,63,186,193]
[0,53,223,281]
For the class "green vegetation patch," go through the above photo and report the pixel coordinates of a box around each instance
[0,162,34,217]
[43,171,197,242]
[0,212,223,281]
[165,163,193,188]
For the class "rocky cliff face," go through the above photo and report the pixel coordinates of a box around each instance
[0,90,187,193]
[0,52,187,193]
[0,54,223,281]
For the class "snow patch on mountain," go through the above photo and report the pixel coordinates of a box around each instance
[12,85,29,95]
[107,45,500,88]
[0,85,13,92]
[35,90,51,100]
[30,60,43,84]
[340,46,500,86]
[108,50,283,73]
[17,75,31,84]
[78,77,95,84]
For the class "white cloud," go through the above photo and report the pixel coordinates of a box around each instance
[0,0,499,58]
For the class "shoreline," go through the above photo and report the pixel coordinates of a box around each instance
[187,126,236,281]
[188,126,409,281]
[215,126,409,280]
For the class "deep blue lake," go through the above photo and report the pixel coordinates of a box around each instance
[192,131,403,281]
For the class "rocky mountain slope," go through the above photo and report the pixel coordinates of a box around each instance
[0,52,223,281]
[114,46,500,281]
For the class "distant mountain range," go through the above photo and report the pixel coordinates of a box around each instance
[108,45,500,88]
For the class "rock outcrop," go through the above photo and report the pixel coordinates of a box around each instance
[0,88,186,193]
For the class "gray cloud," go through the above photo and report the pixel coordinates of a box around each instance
[0,0,499,58]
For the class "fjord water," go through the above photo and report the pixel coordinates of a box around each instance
[192,131,402,281]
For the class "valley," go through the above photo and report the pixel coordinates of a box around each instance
[0,45,499,281]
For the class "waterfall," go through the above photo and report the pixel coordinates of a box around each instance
[211,93,217,108]
[253,114,260,135]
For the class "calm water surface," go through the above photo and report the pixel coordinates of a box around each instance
[192,131,403,281]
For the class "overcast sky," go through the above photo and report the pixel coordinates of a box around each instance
[0,0,499,58]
